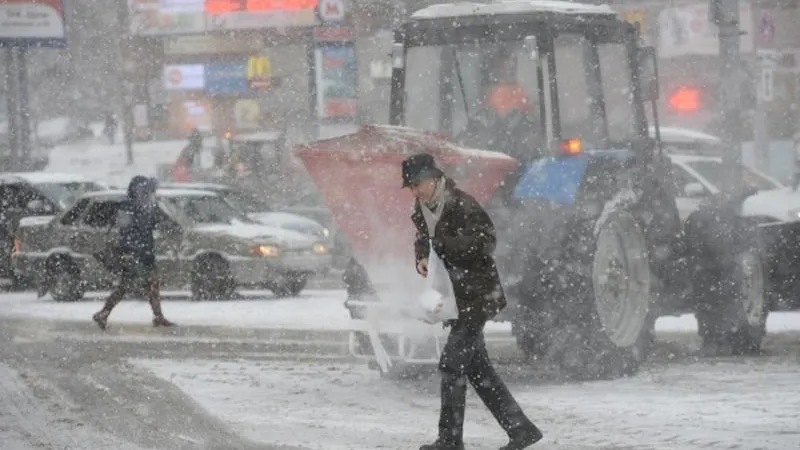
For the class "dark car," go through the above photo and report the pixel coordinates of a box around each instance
[0,172,107,285]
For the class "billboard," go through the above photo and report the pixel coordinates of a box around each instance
[205,61,248,94]
[314,44,358,119]
[163,64,205,90]
[128,0,319,35]
[658,2,753,58]
[0,0,66,47]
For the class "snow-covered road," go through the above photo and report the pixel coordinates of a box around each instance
[133,355,800,450]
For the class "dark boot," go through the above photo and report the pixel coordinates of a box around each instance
[419,439,464,450]
[468,349,542,448]
[499,426,543,450]
[423,372,467,450]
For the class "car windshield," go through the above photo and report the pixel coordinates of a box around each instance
[35,181,106,208]
[160,195,254,226]
[220,189,273,214]
[686,161,782,192]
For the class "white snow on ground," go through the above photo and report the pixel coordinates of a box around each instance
[2,289,800,334]
[45,138,187,188]
[132,357,800,450]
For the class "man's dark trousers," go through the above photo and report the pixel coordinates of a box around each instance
[437,317,535,445]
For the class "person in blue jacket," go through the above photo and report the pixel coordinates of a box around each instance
[93,176,178,330]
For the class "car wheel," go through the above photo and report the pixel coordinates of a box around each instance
[49,257,85,303]
[269,272,310,298]
[191,255,235,301]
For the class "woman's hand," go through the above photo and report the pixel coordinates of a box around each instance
[417,258,429,277]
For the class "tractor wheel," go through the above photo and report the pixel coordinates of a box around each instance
[513,210,657,381]
[695,247,769,356]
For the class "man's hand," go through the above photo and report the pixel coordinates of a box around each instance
[417,258,429,277]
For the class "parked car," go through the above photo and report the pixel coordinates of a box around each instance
[12,188,332,301]
[159,182,331,242]
[0,172,108,284]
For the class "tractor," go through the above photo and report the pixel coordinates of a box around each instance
[296,0,769,380]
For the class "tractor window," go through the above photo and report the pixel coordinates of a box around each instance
[554,34,598,146]
[554,33,637,147]
[597,42,636,143]
[404,41,543,161]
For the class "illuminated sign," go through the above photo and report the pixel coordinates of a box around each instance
[246,55,272,89]
[205,0,319,14]
[163,64,205,90]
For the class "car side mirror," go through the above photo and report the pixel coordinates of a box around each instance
[683,182,706,198]
[637,46,659,102]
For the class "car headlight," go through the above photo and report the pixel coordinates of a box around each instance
[790,209,800,221]
[252,244,280,257]
[312,242,329,255]
[322,227,330,238]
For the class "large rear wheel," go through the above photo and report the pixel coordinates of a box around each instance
[513,210,656,380]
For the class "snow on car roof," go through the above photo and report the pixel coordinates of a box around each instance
[410,1,617,20]
[233,131,283,142]
[0,172,92,184]
[158,182,230,192]
[667,153,721,163]
[81,188,220,200]
[650,126,722,145]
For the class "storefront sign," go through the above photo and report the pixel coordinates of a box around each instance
[164,34,262,54]
[318,0,344,22]
[129,0,318,35]
[163,64,205,90]
[246,55,272,89]
[182,99,213,132]
[0,0,66,47]
[130,10,206,35]
[657,2,753,58]
[205,61,248,94]
[314,44,358,119]
[234,99,261,130]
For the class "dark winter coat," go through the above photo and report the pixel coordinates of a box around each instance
[115,177,166,266]
[412,178,507,323]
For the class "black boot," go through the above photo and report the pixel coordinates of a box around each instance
[419,439,465,450]
[499,425,543,450]
[420,373,467,450]
[467,351,542,449]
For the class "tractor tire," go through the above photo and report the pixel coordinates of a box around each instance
[512,210,657,380]
[685,195,770,356]
[694,247,769,356]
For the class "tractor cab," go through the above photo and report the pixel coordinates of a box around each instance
[391,1,659,168]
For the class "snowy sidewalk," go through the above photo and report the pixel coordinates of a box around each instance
[132,357,800,450]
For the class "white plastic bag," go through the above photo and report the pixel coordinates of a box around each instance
[417,246,459,324]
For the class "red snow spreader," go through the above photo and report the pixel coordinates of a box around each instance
[295,125,517,375]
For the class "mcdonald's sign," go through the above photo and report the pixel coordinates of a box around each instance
[246,55,272,89]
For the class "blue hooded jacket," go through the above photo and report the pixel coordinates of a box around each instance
[115,176,162,264]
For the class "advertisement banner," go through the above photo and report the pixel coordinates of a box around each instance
[205,61,248,95]
[129,0,318,35]
[0,0,66,47]
[315,44,358,119]
[163,64,205,90]
[658,2,753,58]
[164,34,262,54]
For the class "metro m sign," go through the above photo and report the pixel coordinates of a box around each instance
[318,0,344,22]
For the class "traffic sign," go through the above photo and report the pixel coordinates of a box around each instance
[759,68,774,102]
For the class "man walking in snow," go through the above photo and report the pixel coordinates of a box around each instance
[93,176,178,330]
[403,153,542,450]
